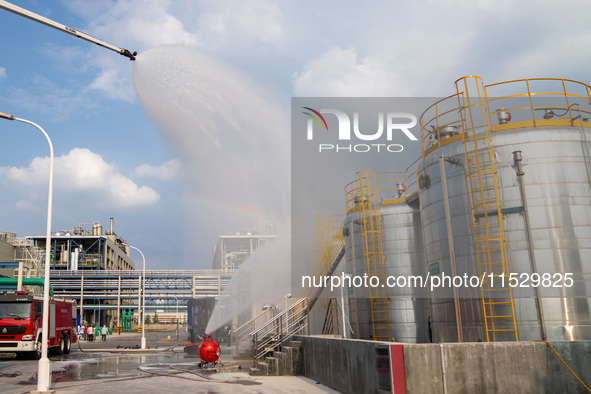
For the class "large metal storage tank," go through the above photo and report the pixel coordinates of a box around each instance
[418,76,591,342]
[343,175,430,343]
[380,200,430,343]
[417,143,486,342]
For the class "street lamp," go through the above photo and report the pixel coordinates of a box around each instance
[174,295,179,340]
[1,112,54,392]
[128,245,146,349]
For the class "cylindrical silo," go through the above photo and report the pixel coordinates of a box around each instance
[343,173,430,343]
[419,76,591,342]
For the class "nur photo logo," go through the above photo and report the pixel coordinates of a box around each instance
[302,107,419,153]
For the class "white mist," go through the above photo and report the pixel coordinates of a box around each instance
[131,45,291,333]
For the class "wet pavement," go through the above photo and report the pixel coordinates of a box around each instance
[0,330,339,393]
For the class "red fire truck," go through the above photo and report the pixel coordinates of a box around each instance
[0,291,77,359]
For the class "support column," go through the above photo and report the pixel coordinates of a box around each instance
[80,275,84,323]
[17,262,23,291]
[138,275,142,331]
[117,274,121,331]
[440,155,463,342]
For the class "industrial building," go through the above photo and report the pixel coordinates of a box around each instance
[211,221,276,270]
[27,218,135,271]
[0,231,43,285]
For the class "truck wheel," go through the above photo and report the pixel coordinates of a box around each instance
[30,336,42,360]
[64,336,71,354]
[58,336,65,355]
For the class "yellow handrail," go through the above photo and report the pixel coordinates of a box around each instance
[419,77,591,157]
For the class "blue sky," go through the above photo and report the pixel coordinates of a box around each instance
[0,0,590,270]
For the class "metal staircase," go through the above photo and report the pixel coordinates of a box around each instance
[346,171,392,342]
[321,298,340,335]
[249,298,309,362]
[455,76,518,342]
[294,215,345,316]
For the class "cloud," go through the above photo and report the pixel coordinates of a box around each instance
[15,200,41,213]
[64,0,199,102]
[0,147,159,208]
[195,1,285,50]
[133,158,181,180]
[0,67,6,79]
[87,63,134,101]
[4,75,98,121]
[292,47,411,97]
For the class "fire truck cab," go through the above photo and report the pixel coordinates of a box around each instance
[0,291,77,359]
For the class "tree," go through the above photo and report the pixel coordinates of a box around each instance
[145,314,152,325]
[153,313,160,324]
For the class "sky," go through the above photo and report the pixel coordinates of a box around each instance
[0,0,590,270]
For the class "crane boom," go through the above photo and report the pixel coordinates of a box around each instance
[0,0,136,60]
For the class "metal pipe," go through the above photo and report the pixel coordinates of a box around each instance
[513,151,547,339]
[0,0,136,60]
[0,277,48,287]
[440,155,463,342]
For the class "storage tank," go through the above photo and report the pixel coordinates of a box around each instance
[418,76,591,341]
[343,171,430,343]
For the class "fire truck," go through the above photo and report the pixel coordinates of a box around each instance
[0,291,77,359]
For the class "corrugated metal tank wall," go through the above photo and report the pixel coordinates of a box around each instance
[419,125,591,341]
[344,200,430,343]
[492,126,591,340]
[380,200,430,343]
[343,211,372,340]
[417,145,486,342]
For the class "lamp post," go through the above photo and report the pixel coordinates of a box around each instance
[174,295,179,340]
[128,245,146,349]
[1,112,54,392]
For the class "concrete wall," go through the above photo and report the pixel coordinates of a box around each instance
[0,240,16,279]
[295,335,391,394]
[0,239,15,263]
[295,336,591,394]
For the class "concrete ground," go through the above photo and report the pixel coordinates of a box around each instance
[0,330,340,394]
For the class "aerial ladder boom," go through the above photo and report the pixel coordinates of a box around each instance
[0,0,136,60]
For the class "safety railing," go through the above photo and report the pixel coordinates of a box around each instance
[233,306,279,358]
[380,158,420,205]
[250,297,309,363]
[420,77,591,157]
[484,77,591,131]
[50,269,234,277]
[420,93,465,156]
[345,170,379,215]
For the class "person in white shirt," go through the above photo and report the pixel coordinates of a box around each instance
[101,325,108,342]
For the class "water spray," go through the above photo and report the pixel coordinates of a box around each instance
[0,0,137,60]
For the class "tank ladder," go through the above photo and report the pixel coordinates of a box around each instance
[356,171,392,342]
[456,76,518,342]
